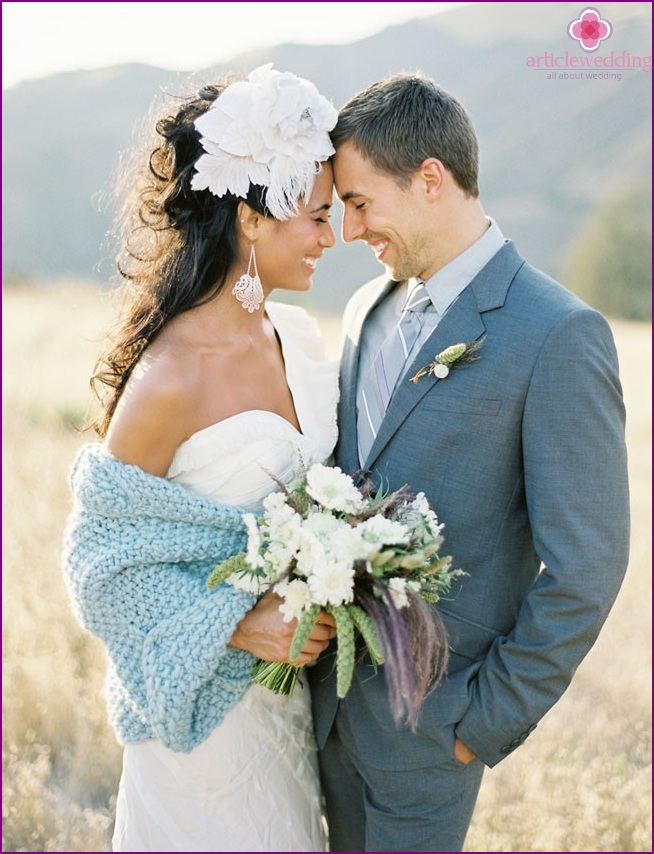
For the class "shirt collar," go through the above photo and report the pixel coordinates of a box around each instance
[422,217,506,318]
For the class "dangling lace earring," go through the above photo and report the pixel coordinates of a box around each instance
[232,244,264,313]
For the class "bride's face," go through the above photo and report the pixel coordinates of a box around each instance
[256,163,336,295]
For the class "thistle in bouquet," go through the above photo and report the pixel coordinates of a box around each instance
[207,464,464,729]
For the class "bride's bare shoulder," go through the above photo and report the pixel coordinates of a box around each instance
[104,333,213,475]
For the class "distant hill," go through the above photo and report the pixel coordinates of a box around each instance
[2,1,651,312]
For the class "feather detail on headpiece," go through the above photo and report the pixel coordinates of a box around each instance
[191,64,337,220]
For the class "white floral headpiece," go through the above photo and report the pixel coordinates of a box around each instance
[191,64,337,220]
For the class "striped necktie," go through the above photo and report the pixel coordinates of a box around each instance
[357,281,432,465]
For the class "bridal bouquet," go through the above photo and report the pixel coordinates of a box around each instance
[207,464,463,728]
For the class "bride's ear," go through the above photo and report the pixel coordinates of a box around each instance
[237,202,267,243]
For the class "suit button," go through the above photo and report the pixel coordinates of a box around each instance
[518,724,537,743]
[500,724,537,755]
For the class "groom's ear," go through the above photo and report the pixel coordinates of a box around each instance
[418,158,446,201]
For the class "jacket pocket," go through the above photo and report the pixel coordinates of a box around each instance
[439,607,502,669]
[421,394,502,416]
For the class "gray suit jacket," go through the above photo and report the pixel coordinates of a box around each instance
[310,242,630,769]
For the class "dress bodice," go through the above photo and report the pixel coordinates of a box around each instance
[166,302,339,510]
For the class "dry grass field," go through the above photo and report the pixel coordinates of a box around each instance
[2,284,651,852]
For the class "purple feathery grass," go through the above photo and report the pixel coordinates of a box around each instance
[358,587,414,724]
[356,586,449,730]
[405,590,449,708]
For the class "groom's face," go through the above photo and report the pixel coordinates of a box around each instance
[333,142,432,282]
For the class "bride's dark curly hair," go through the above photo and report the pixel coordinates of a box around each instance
[90,82,270,437]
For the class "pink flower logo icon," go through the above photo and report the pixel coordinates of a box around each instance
[568,7,613,52]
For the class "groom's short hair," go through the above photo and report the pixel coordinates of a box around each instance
[332,74,479,198]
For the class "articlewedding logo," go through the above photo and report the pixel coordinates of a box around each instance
[525,4,651,78]
[568,7,612,52]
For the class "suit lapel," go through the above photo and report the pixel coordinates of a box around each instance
[364,242,524,470]
[337,276,398,474]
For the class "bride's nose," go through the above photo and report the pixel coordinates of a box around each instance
[319,221,336,249]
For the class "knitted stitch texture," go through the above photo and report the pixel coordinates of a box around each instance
[62,444,257,753]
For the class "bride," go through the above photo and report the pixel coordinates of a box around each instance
[62,66,339,852]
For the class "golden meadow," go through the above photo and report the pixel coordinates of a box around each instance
[2,284,651,852]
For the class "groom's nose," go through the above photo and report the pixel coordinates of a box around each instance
[341,208,366,243]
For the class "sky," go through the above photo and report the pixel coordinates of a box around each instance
[2,1,474,90]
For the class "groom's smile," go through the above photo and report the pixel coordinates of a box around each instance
[334,142,436,282]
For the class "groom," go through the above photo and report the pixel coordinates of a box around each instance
[309,74,630,852]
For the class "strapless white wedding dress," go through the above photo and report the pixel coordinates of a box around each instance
[112,302,339,853]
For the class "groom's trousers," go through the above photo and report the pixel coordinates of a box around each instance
[318,702,485,852]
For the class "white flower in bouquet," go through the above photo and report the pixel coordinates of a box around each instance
[388,577,422,609]
[409,491,432,519]
[302,509,346,541]
[295,530,327,578]
[261,504,303,573]
[359,515,411,548]
[227,566,265,595]
[244,514,265,569]
[412,492,445,543]
[276,578,311,623]
[263,500,302,540]
[263,490,288,512]
[330,524,377,563]
[305,464,366,513]
[307,560,355,607]
[264,540,297,576]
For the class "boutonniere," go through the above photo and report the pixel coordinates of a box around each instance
[410,338,484,384]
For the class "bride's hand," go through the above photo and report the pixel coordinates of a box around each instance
[228,591,336,664]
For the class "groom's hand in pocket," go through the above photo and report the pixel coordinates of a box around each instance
[454,737,476,765]
[228,591,336,664]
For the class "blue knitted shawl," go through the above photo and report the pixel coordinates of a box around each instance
[62,443,257,753]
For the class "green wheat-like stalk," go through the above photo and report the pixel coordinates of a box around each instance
[348,604,384,665]
[206,552,248,590]
[289,603,321,660]
[329,606,356,698]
